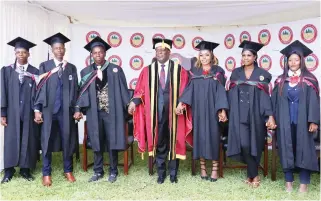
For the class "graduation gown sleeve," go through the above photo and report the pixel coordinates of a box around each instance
[1,67,8,117]
[307,81,320,125]
[34,62,47,111]
[77,68,91,113]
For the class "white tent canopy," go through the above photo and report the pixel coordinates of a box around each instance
[30,1,320,28]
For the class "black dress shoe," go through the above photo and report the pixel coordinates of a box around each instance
[170,176,178,183]
[1,177,12,184]
[157,176,165,184]
[88,173,104,182]
[1,169,16,184]
[20,172,34,181]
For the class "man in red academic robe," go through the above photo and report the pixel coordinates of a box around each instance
[128,38,192,184]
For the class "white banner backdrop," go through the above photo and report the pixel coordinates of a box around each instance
[70,17,320,88]
[70,18,320,145]
[70,25,214,89]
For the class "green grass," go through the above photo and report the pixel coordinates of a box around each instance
[0,144,320,200]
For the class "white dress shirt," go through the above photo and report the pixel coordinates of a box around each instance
[16,62,29,72]
[53,58,64,68]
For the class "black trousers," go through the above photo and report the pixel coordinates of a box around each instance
[240,123,258,179]
[156,110,179,178]
[93,111,118,175]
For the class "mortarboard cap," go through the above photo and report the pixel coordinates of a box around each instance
[239,40,264,53]
[84,36,111,52]
[153,38,173,49]
[280,40,313,58]
[43,32,70,46]
[195,40,219,52]
[7,37,36,51]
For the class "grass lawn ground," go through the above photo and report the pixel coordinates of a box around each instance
[0,144,320,200]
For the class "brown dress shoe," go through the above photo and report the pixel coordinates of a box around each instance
[42,176,52,187]
[64,172,76,182]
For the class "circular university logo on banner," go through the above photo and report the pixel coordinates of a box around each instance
[108,55,122,67]
[301,24,317,43]
[305,53,318,72]
[278,26,293,44]
[239,31,251,43]
[224,34,235,49]
[279,55,287,69]
[152,33,165,40]
[130,55,144,70]
[225,57,236,72]
[192,36,204,50]
[107,32,122,47]
[259,55,272,71]
[130,33,144,48]
[172,34,185,49]
[86,31,101,43]
[85,55,94,67]
[170,53,183,65]
[258,29,271,45]
[129,78,138,90]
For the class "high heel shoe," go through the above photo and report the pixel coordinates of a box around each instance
[200,159,208,180]
[210,161,219,182]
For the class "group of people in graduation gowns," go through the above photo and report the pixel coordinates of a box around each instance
[1,32,319,193]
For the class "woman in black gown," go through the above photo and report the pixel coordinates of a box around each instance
[176,41,228,182]
[272,40,319,193]
[226,41,276,188]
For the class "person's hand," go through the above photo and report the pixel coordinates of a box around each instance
[128,102,136,115]
[34,112,43,124]
[1,117,7,127]
[218,109,228,122]
[73,112,83,121]
[175,102,185,115]
[309,123,318,133]
[266,116,277,130]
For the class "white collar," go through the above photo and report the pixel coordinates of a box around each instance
[288,69,301,77]
[53,58,64,67]
[158,60,169,67]
[16,62,28,71]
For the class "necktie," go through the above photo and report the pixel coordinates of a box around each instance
[19,66,24,83]
[57,63,63,78]
[160,64,165,89]
[97,66,103,80]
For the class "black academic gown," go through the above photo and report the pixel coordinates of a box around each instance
[1,65,39,169]
[227,66,273,164]
[179,65,228,160]
[77,63,129,152]
[272,74,320,172]
[34,59,79,158]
